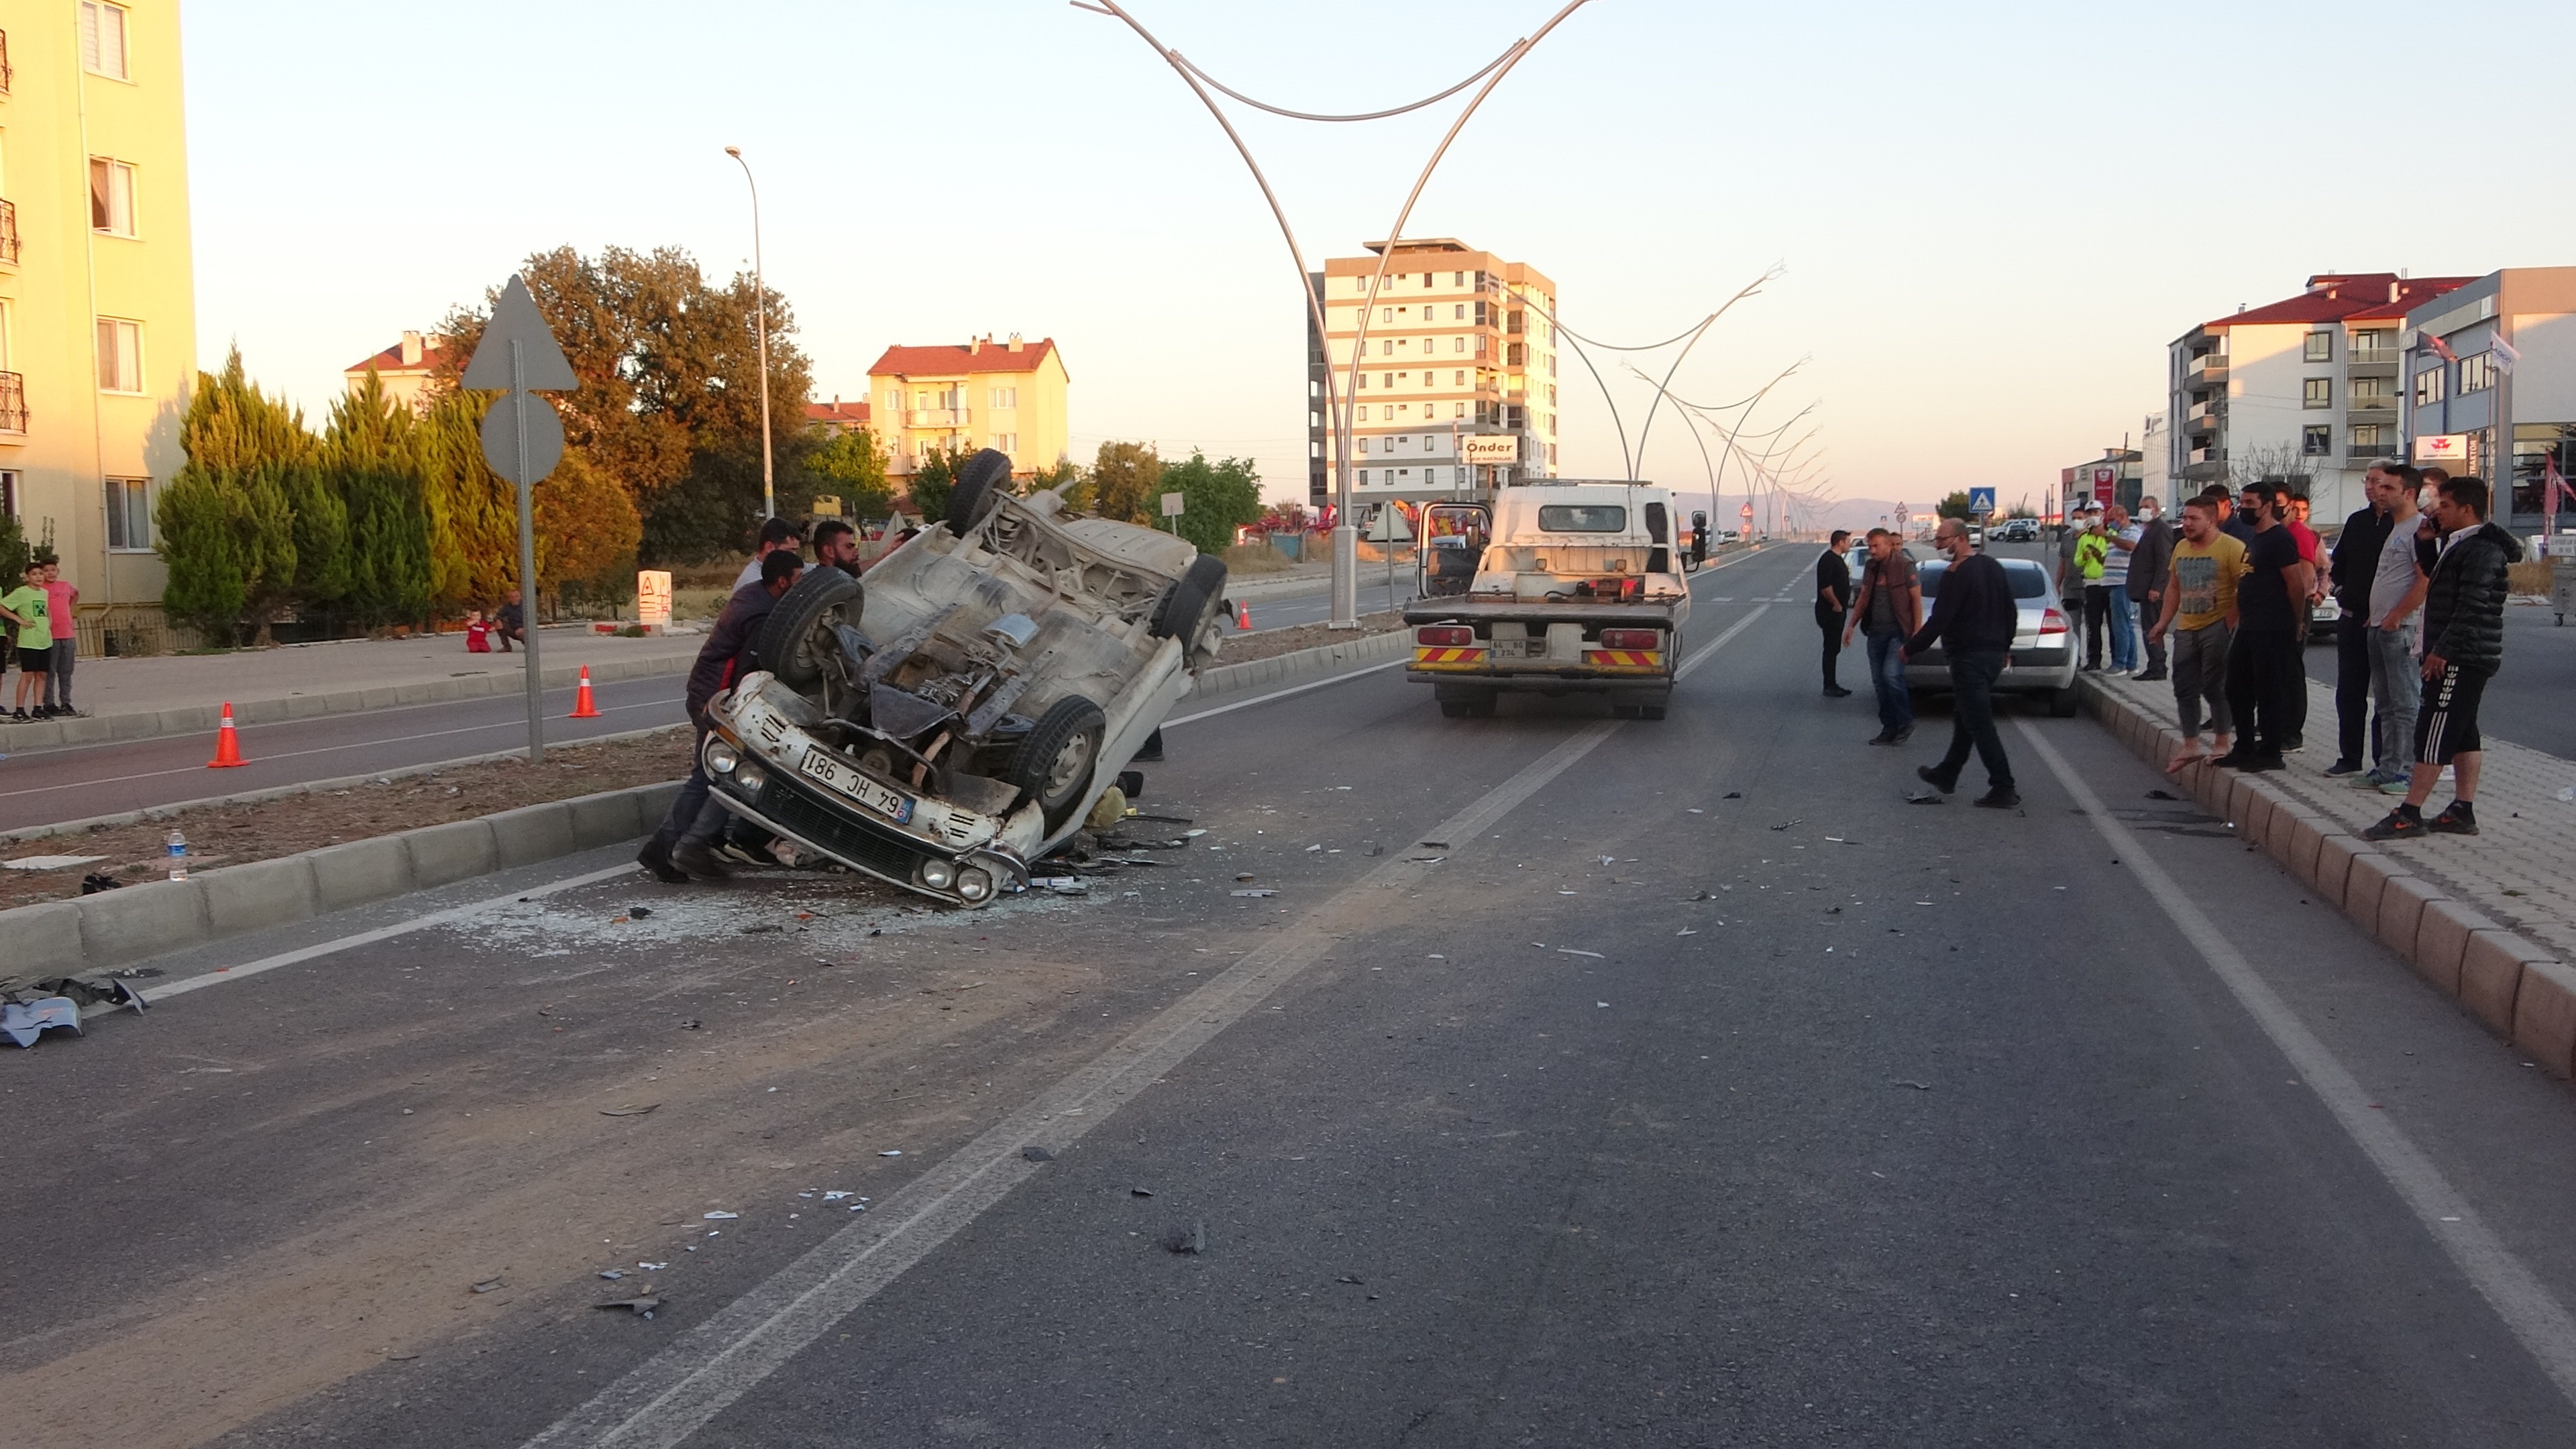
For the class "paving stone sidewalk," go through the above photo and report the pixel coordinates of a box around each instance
[2098,669,2576,963]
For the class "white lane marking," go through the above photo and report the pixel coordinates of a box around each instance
[1676,606,1774,680]
[2017,718,2576,1411]
[1168,547,1782,727]
[0,696,681,800]
[142,863,640,1003]
[517,600,1784,1449]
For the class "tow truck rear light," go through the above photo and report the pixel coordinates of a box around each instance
[1415,625,1474,647]
[1599,629,1660,650]
[2039,608,2069,637]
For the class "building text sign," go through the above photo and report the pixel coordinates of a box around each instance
[2413,433,2469,465]
[1462,435,1521,466]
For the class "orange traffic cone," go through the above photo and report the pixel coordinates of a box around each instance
[1235,599,1252,630]
[568,665,602,719]
[207,702,248,768]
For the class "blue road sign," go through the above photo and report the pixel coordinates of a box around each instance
[1968,486,1998,515]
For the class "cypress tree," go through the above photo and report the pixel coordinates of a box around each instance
[325,376,435,629]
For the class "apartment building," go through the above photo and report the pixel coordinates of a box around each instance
[0,2,198,615]
[2401,267,2576,529]
[1308,237,1558,510]
[342,330,451,412]
[2167,272,2470,521]
[865,335,1068,482]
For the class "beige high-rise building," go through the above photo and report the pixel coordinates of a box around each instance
[1309,238,1558,511]
[0,2,199,619]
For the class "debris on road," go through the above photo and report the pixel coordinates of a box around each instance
[598,1270,626,1280]
[1904,791,1943,805]
[470,1279,503,1294]
[1558,949,1605,959]
[1022,1145,1054,1163]
[1894,1080,1933,1091]
[879,1150,904,1157]
[1407,855,1446,865]
[1769,819,1802,831]
[1722,792,1741,800]
[594,1297,662,1319]
[2,997,82,1048]
[1161,1220,1208,1254]
[629,906,653,918]
[1420,840,1452,849]
[702,1211,739,1220]
[1130,1187,1155,1197]
[600,1103,659,1117]
[1231,889,1278,898]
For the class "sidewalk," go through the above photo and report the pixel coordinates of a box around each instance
[2094,668,2576,966]
[1,627,705,752]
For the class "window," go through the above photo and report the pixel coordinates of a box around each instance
[885,390,900,413]
[2302,377,2331,410]
[2352,424,2387,450]
[989,386,1016,409]
[1538,504,1625,533]
[1453,336,1465,353]
[2353,329,2397,362]
[2351,375,2393,406]
[2414,366,2447,407]
[1357,437,1369,455]
[996,433,1018,454]
[1381,340,1393,356]
[1356,406,1368,421]
[1453,272,1464,286]
[2459,352,2498,394]
[1454,402,1466,417]
[1507,342,1526,366]
[0,472,17,518]
[105,476,150,549]
[80,2,129,80]
[1381,307,1393,323]
[2302,425,2331,455]
[1381,373,1392,388]
[89,158,136,235]
[1357,470,1369,486]
[1454,370,1465,385]
[97,317,142,392]
[2304,331,2332,363]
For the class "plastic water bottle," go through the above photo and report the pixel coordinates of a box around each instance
[166,829,189,881]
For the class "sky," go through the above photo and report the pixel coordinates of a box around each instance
[184,1,2576,515]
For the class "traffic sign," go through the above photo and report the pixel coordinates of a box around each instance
[1968,486,1997,516]
[461,274,578,766]
[1739,502,1754,520]
[1161,491,1186,517]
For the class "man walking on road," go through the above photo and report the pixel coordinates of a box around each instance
[2217,482,2311,771]
[2149,496,2246,773]
[2359,466,2429,793]
[2365,475,2518,841]
[640,550,806,882]
[2124,496,2174,680]
[1844,527,1921,745]
[1816,530,1854,698]
[2326,464,2402,776]
[1906,518,2018,808]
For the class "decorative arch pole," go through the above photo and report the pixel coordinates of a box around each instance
[1074,1,1595,627]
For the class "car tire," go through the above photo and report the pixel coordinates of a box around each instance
[757,568,863,691]
[1003,694,1107,830]
[2049,684,2081,718]
[1150,554,1230,642]
[944,448,1015,535]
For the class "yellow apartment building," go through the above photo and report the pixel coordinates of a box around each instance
[0,1,197,620]
[1311,238,1558,508]
[865,334,1069,486]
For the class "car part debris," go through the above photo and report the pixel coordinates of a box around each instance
[1022,1146,1055,1162]
[1904,791,1943,805]
[1130,1187,1155,1198]
[702,1211,739,1220]
[600,1104,659,1117]
[1161,1220,1207,1254]
[471,1279,504,1294]
[879,1150,904,1157]
[1,997,80,1049]
[1230,889,1278,898]
[80,871,125,894]
[595,1297,663,1319]
[598,1269,627,1281]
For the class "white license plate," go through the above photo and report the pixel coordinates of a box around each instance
[798,749,914,824]
[1489,639,1528,658]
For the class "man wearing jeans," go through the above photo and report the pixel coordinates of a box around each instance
[2324,465,2400,775]
[1906,518,2018,809]
[42,560,78,717]
[2361,466,2429,792]
[1843,527,1921,745]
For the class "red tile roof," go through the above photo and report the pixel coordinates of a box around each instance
[867,339,1061,378]
[807,398,872,427]
[342,337,451,375]
[2203,274,2476,331]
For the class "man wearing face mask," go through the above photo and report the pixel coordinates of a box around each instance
[2122,496,2174,680]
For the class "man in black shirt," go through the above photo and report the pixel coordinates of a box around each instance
[1906,518,2019,808]
[2123,496,2174,680]
[1816,531,1854,697]
[639,549,805,882]
[2324,464,2400,774]
[2216,482,2313,771]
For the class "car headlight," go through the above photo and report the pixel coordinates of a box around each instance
[956,867,992,902]
[920,859,958,892]
[706,741,740,774]
[733,763,766,794]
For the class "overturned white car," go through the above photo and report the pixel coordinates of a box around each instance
[700,450,1227,906]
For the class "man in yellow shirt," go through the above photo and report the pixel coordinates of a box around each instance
[2147,496,2248,773]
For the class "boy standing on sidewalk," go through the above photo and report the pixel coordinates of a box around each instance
[1,564,49,720]
[42,560,78,716]
[2365,475,2518,841]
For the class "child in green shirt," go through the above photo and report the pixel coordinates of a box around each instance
[1,566,49,721]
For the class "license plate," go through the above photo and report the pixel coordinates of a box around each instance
[1489,639,1527,658]
[798,749,914,824]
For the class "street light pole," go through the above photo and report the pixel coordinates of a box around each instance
[725,146,775,521]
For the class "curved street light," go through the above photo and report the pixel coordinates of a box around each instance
[724,146,775,521]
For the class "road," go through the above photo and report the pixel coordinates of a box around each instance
[1229,572,1423,631]
[0,672,688,831]
[9,542,2576,1448]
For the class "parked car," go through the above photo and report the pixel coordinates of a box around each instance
[699,449,1228,907]
[1994,518,2039,543]
[1904,555,2079,716]
[2307,590,2342,641]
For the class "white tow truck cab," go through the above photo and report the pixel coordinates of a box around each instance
[1401,482,1691,719]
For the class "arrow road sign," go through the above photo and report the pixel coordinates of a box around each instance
[462,274,578,765]
[462,275,577,392]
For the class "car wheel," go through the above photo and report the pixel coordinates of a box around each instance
[2049,684,2081,718]
[1004,694,1107,829]
[1150,554,1230,643]
[944,448,1015,535]
[756,568,863,690]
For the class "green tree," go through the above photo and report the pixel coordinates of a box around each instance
[904,443,974,524]
[160,349,320,641]
[1089,441,1161,524]
[1025,457,1083,506]
[805,426,895,521]
[325,378,433,627]
[417,391,523,612]
[535,447,644,602]
[156,472,249,641]
[1936,491,1974,520]
[1157,450,1265,555]
[280,459,350,607]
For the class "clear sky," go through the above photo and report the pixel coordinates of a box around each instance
[185,0,2576,510]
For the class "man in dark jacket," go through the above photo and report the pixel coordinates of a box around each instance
[2325,464,2402,775]
[639,550,806,881]
[2366,475,2520,841]
[2123,496,2174,680]
[1816,531,1854,697]
[1906,517,2019,808]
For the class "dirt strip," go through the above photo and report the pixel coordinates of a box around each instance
[1216,612,1403,664]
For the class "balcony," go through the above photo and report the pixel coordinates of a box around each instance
[0,199,17,268]
[0,372,25,436]
[2180,447,2229,482]
[905,408,969,428]
[2347,394,2398,415]
[2347,349,2400,371]
[2186,402,2225,431]
[2349,442,2397,460]
[2186,354,2229,386]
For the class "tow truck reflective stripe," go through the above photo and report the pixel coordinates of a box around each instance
[1413,647,1489,664]
[1580,649,1663,667]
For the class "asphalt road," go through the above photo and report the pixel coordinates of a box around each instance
[11,542,2576,1448]
[0,672,688,831]
[1230,573,1424,631]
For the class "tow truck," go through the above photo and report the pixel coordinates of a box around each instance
[1401,482,1692,719]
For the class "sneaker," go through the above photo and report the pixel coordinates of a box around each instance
[1972,788,2022,810]
[2133,669,2168,682]
[1915,765,1957,794]
[1891,724,1914,745]
[1823,685,1853,698]
[2241,751,2285,773]
[670,841,733,881]
[635,839,690,885]
[2427,802,2479,836]
[2363,807,2426,842]
[2377,777,2413,796]
[1866,731,1898,746]
[6,708,23,722]
[2324,759,2364,777]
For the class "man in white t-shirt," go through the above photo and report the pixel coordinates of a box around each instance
[2362,466,2430,791]
[734,517,805,590]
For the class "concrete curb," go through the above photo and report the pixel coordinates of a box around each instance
[1186,628,1411,702]
[3,649,692,753]
[0,723,690,847]
[2079,676,2576,1079]
[0,778,681,977]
